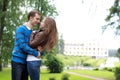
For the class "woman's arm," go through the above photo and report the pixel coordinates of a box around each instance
[29,31,46,48]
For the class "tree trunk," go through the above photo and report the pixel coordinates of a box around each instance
[0,15,4,71]
[0,45,1,71]
[0,19,3,71]
[0,0,9,71]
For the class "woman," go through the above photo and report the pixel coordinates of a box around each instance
[27,17,58,80]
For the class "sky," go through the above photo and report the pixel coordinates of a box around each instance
[53,0,120,49]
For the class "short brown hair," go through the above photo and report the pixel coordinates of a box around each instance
[27,10,41,20]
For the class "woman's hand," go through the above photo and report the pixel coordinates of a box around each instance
[32,30,37,34]
[37,46,44,53]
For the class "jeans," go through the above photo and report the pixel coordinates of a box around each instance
[11,61,28,80]
[27,60,41,80]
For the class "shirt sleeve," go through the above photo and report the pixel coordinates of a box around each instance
[29,31,46,48]
[16,27,39,57]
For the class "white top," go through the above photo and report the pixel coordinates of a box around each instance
[25,24,41,61]
[27,55,41,61]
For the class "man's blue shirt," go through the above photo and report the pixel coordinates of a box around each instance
[12,25,39,64]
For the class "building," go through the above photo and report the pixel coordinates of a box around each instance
[64,40,108,58]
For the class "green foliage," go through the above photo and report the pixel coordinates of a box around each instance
[104,0,120,34]
[105,6,117,21]
[114,67,120,80]
[45,54,64,73]
[105,0,119,21]
[116,48,120,59]
[83,63,91,67]
[102,67,115,72]
[49,77,56,80]
[41,0,58,18]
[93,68,99,71]
[61,73,70,80]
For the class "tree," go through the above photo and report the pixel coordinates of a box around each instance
[0,0,58,71]
[115,67,120,80]
[116,48,120,60]
[106,1,120,79]
[0,0,10,71]
[103,0,120,34]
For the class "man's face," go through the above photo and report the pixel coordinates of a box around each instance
[30,13,41,27]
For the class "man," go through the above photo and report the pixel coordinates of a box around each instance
[11,10,42,80]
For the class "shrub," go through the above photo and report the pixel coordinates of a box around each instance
[93,68,99,71]
[45,54,64,73]
[83,63,91,67]
[114,67,120,80]
[107,68,113,72]
[102,67,115,72]
[61,73,70,80]
[49,77,56,80]
[103,67,108,71]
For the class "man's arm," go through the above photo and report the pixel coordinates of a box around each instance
[16,27,39,57]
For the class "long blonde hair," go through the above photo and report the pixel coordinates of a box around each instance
[43,17,58,51]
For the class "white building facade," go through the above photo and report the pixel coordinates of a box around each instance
[64,40,108,58]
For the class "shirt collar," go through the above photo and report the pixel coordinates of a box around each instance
[24,22,33,30]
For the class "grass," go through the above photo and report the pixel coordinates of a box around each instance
[68,69,115,80]
[40,69,94,80]
[0,68,11,80]
[0,68,116,80]
[0,68,93,80]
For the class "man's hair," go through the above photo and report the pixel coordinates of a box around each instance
[27,10,41,20]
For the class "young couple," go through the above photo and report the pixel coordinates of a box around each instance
[11,10,58,80]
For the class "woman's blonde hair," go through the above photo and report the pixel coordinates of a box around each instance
[43,17,58,51]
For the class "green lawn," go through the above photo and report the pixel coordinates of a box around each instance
[0,68,11,80]
[68,69,115,80]
[0,68,93,80]
[40,71,93,80]
[0,68,116,80]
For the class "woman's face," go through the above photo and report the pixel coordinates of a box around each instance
[40,18,46,30]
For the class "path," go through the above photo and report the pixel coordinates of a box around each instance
[65,71,107,80]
